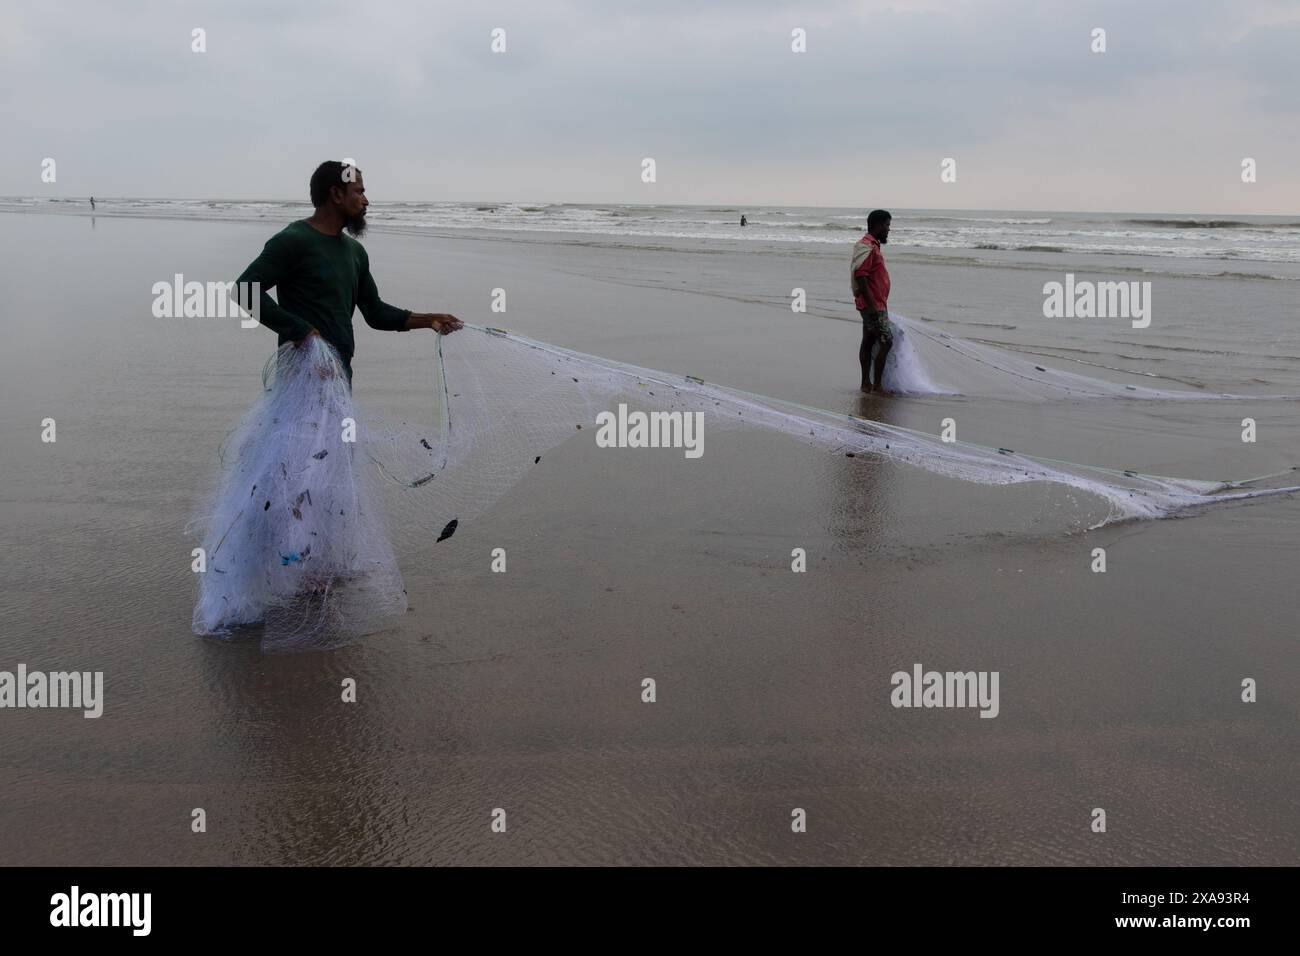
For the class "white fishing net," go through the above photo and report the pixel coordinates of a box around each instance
[370,324,1299,525]
[190,337,406,649]
[191,323,1299,650]
[884,313,1300,401]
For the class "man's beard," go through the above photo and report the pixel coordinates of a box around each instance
[345,213,367,238]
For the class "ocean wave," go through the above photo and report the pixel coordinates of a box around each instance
[829,214,1054,224]
[7,199,1300,265]
[972,242,1064,252]
[1154,269,1291,281]
[922,216,1053,225]
[789,221,862,231]
[1123,218,1300,229]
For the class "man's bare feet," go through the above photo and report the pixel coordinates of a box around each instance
[861,383,875,394]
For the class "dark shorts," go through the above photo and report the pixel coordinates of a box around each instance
[859,309,893,344]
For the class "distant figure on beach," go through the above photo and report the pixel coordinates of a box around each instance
[740,214,747,227]
[852,209,893,393]
[235,161,462,383]
[89,196,95,210]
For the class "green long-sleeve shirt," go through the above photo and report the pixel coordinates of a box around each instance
[236,220,411,378]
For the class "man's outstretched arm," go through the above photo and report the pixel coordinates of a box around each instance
[357,254,462,334]
[403,312,464,333]
[235,233,316,342]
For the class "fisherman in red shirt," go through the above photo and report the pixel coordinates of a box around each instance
[851,209,893,393]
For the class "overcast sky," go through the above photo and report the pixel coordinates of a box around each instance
[4,0,1298,213]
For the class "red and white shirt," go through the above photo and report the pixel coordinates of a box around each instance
[851,233,891,312]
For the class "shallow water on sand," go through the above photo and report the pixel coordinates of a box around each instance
[0,213,1295,864]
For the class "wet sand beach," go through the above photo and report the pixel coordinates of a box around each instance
[0,210,1296,865]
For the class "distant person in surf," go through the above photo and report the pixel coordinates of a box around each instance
[852,209,893,393]
[234,160,462,384]
[740,214,747,227]
[89,196,95,210]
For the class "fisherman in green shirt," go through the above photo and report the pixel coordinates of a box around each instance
[236,160,462,381]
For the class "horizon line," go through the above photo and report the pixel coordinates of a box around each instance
[3,196,1299,219]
